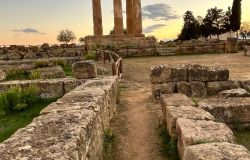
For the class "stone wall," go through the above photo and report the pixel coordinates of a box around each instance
[0,76,118,160]
[161,93,250,160]
[0,78,84,99]
[150,64,242,99]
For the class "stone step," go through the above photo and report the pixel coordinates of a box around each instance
[183,142,250,160]
[176,118,235,159]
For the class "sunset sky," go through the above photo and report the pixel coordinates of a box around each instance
[0,0,249,45]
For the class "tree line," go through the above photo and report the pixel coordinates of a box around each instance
[178,0,248,40]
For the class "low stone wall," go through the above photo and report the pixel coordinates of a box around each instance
[0,76,118,159]
[150,64,242,99]
[0,78,84,99]
[160,93,250,160]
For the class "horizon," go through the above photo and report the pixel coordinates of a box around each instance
[0,0,249,45]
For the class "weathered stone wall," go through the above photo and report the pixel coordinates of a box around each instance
[0,45,85,61]
[0,76,118,160]
[0,78,84,99]
[160,93,250,160]
[150,64,242,99]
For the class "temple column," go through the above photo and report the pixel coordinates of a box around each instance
[113,0,124,34]
[92,0,103,36]
[132,0,142,35]
[126,0,133,34]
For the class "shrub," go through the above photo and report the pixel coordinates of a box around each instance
[6,69,30,80]
[30,70,41,80]
[0,86,38,112]
[53,59,65,67]
[34,60,50,68]
[85,51,96,60]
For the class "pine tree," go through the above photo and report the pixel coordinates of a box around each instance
[230,0,242,32]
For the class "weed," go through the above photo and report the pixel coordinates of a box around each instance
[85,51,97,60]
[103,129,115,160]
[30,70,41,80]
[6,69,30,80]
[53,59,65,67]
[34,60,50,68]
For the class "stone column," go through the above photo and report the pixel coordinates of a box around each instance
[92,0,103,36]
[113,0,124,34]
[126,0,133,34]
[133,0,142,35]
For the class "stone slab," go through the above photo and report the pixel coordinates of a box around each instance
[177,82,191,96]
[164,106,214,137]
[217,88,250,98]
[188,64,229,82]
[198,97,250,126]
[35,66,66,79]
[176,118,235,159]
[190,81,207,97]
[150,64,187,83]
[242,80,250,92]
[183,142,250,160]
[151,82,175,99]
[206,80,240,95]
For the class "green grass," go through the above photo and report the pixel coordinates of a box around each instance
[63,65,73,76]
[0,98,57,143]
[102,129,115,160]
[235,129,250,150]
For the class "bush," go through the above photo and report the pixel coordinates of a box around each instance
[53,59,66,67]
[85,51,96,60]
[6,69,30,80]
[0,86,38,113]
[34,60,50,68]
[30,70,41,80]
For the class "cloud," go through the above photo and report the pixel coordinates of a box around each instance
[143,24,166,33]
[12,28,45,34]
[142,3,180,21]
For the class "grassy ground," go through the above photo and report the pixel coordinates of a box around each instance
[235,129,250,150]
[0,99,57,143]
[63,65,73,76]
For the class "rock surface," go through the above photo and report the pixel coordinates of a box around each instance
[183,142,250,160]
[151,82,175,99]
[241,80,250,92]
[34,66,66,79]
[0,69,6,82]
[217,88,250,98]
[72,60,97,79]
[176,118,235,158]
[198,97,250,126]
[164,106,214,137]
[188,64,229,82]
[206,80,240,95]
[150,64,187,83]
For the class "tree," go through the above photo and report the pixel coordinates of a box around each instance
[222,7,232,35]
[79,37,85,44]
[57,29,76,44]
[230,0,242,34]
[178,11,200,40]
[240,22,250,39]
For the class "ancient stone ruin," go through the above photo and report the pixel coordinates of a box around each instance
[150,64,250,159]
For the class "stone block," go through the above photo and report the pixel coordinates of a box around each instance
[165,106,214,137]
[35,80,64,99]
[63,79,84,93]
[206,80,240,95]
[150,64,187,83]
[188,64,229,82]
[151,82,175,99]
[183,142,250,160]
[161,93,196,121]
[190,81,207,97]
[35,66,66,79]
[241,80,250,92]
[72,60,97,79]
[177,82,191,96]
[176,118,235,159]
[217,88,250,98]
[0,69,6,82]
[198,97,250,126]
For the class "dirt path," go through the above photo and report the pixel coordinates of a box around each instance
[111,81,164,160]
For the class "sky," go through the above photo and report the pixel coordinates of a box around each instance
[0,0,249,45]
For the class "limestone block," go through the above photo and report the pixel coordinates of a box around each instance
[165,106,214,137]
[190,81,207,97]
[206,80,240,95]
[150,64,187,83]
[72,60,97,79]
[217,88,250,98]
[227,37,238,53]
[35,80,64,99]
[198,97,250,126]
[151,82,175,99]
[0,69,6,82]
[35,66,66,79]
[161,93,196,121]
[183,142,250,160]
[177,82,191,96]
[241,80,250,92]
[176,118,235,159]
[188,64,229,82]
[63,79,84,93]
[7,51,22,60]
